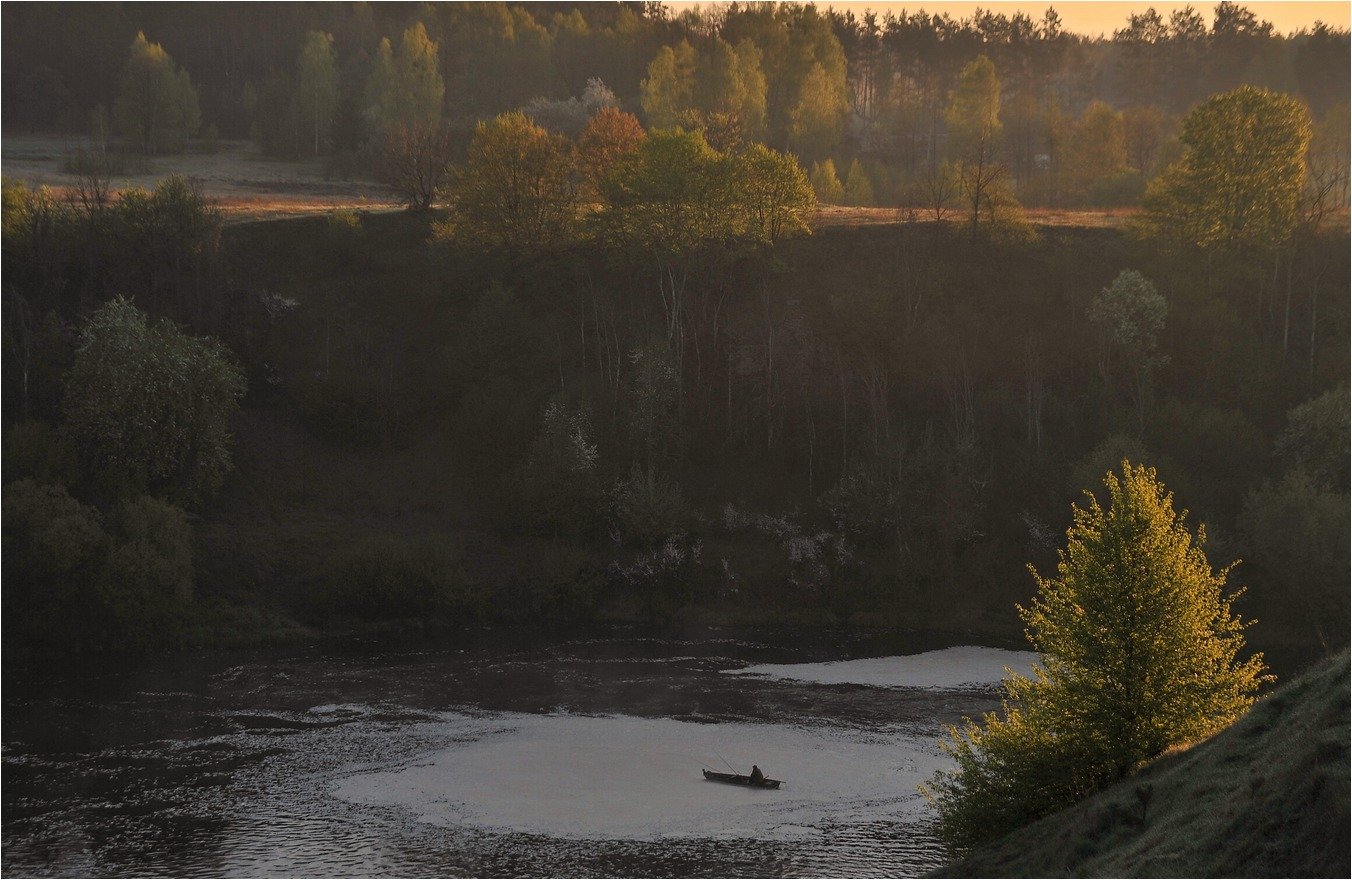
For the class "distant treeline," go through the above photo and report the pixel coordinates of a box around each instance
[4,2,1349,208]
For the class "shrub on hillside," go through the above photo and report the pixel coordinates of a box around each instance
[610,464,688,548]
[316,533,479,620]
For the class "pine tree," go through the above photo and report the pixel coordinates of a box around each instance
[925,462,1269,851]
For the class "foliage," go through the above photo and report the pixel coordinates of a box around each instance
[1239,468,1349,648]
[524,78,617,137]
[444,111,579,252]
[295,31,339,156]
[317,533,478,620]
[375,122,455,211]
[809,158,845,203]
[788,62,849,162]
[640,41,697,129]
[102,494,195,617]
[843,159,875,207]
[577,106,646,196]
[1274,384,1349,491]
[512,401,603,537]
[945,55,1019,231]
[624,342,680,467]
[610,463,689,548]
[926,463,1268,851]
[2,480,196,652]
[62,297,246,502]
[366,24,444,135]
[113,32,201,154]
[731,143,817,244]
[1141,85,1312,251]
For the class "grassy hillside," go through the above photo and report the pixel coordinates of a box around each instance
[938,652,1351,877]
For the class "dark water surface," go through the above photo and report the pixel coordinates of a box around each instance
[3,629,1006,877]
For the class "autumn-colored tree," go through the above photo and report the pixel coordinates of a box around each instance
[113,33,201,154]
[445,112,578,252]
[295,31,339,156]
[1141,85,1311,252]
[577,106,646,199]
[925,462,1268,851]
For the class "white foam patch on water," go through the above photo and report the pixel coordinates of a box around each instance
[724,646,1040,690]
[333,712,948,841]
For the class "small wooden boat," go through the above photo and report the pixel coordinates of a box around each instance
[702,769,782,789]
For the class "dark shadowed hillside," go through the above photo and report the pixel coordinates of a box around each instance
[938,652,1351,878]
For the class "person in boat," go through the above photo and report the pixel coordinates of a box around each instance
[749,765,765,784]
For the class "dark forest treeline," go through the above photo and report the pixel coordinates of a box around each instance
[5,2,1349,208]
[4,180,1347,656]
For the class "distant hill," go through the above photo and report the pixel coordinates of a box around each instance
[938,652,1351,878]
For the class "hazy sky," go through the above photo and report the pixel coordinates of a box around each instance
[665,2,1350,37]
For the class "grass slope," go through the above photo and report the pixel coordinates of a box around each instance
[939,652,1351,878]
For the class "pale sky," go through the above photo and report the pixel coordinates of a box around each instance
[665,2,1351,36]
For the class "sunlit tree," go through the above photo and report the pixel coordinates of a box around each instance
[789,62,849,162]
[925,462,1268,851]
[1142,85,1311,252]
[445,111,578,252]
[577,106,646,198]
[113,32,201,154]
[367,23,444,134]
[640,41,696,129]
[810,158,845,204]
[945,55,1016,231]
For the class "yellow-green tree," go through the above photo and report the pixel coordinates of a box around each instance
[1141,85,1311,252]
[113,33,201,154]
[945,55,1016,232]
[925,462,1268,852]
[843,159,875,206]
[640,41,696,129]
[730,143,816,245]
[367,23,444,134]
[789,62,849,162]
[295,31,339,156]
[445,112,578,253]
[810,158,844,203]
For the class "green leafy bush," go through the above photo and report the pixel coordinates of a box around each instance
[63,297,246,502]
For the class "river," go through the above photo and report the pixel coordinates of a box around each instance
[2,629,1035,878]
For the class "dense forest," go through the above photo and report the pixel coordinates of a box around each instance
[3,2,1349,208]
[2,2,1348,668]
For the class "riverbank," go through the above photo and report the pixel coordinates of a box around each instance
[938,651,1351,877]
